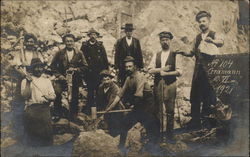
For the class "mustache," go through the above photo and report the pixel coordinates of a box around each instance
[200,24,206,28]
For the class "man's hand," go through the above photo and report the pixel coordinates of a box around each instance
[160,70,167,76]
[162,65,171,72]
[26,75,33,82]
[205,37,214,43]
[57,75,66,80]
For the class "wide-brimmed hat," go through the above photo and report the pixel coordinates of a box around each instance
[121,23,135,31]
[29,58,45,69]
[100,70,114,78]
[196,11,211,21]
[158,31,174,40]
[86,28,100,36]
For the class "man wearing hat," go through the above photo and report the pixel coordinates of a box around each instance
[21,58,56,146]
[114,23,143,85]
[148,31,181,142]
[96,70,124,136]
[176,11,224,129]
[51,33,88,121]
[105,56,159,152]
[80,28,109,115]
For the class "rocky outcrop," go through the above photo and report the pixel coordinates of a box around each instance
[72,129,120,157]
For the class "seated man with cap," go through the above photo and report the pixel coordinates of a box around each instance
[176,11,224,129]
[96,69,124,136]
[21,58,56,146]
[105,56,160,152]
[148,31,181,142]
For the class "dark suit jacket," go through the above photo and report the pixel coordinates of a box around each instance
[80,40,109,82]
[114,37,143,70]
[50,47,88,77]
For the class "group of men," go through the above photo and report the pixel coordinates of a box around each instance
[5,10,224,149]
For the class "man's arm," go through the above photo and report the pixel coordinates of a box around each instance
[114,40,121,69]
[50,51,62,77]
[21,79,31,99]
[136,39,144,69]
[205,33,224,48]
[101,44,109,69]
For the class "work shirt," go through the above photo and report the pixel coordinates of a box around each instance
[21,74,56,105]
[191,31,224,55]
[118,71,151,99]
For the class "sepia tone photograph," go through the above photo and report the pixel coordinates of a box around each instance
[1,0,249,156]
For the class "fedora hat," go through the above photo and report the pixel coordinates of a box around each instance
[86,28,100,36]
[121,23,135,31]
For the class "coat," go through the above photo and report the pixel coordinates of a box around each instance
[114,37,143,70]
[50,47,88,78]
[80,40,109,83]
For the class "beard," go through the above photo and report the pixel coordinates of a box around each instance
[32,70,43,77]
[126,70,133,76]
[199,25,208,32]
[161,44,169,50]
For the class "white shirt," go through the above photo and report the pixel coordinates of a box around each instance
[126,37,132,46]
[66,49,74,62]
[21,75,56,105]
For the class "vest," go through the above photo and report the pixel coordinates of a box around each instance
[154,51,177,85]
[194,31,216,56]
[194,31,216,66]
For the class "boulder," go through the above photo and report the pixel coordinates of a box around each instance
[72,129,120,157]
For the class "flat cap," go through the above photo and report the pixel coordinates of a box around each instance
[124,56,135,63]
[100,70,114,78]
[196,11,211,21]
[158,31,173,40]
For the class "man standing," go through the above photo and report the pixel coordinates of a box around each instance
[50,34,88,121]
[114,23,143,85]
[21,58,56,146]
[177,11,224,129]
[148,31,181,142]
[106,56,159,152]
[21,34,44,68]
[81,28,109,114]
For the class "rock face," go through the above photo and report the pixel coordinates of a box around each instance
[72,129,120,157]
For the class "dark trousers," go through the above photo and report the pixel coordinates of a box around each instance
[119,109,160,148]
[154,80,176,139]
[53,77,80,119]
[190,64,216,126]
[85,80,99,114]
[23,103,53,146]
